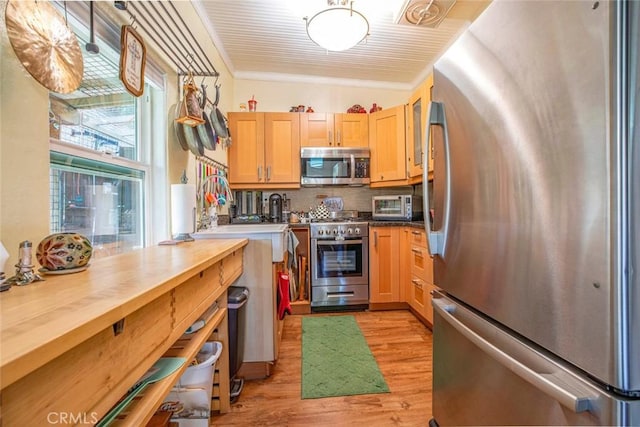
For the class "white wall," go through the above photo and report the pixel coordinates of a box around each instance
[1,0,51,269]
[233,78,410,114]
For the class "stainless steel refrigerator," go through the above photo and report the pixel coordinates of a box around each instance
[422,1,639,425]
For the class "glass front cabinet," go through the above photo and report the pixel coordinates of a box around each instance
[406,73,434,183]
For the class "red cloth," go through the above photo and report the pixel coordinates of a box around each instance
[277,272,292,320]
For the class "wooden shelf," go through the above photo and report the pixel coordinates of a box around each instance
[110,307,227,426]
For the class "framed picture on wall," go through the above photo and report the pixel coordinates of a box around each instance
[119,25,146,97]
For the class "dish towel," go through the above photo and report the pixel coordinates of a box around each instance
[277,271,292,320]
[287,230,299,270]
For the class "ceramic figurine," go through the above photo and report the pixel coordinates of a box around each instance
[36,233,92,272]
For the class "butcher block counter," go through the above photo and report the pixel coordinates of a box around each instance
[0,238,247,426]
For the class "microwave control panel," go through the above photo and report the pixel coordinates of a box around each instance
[354,158,369,178]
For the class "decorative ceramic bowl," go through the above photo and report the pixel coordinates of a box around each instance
[36,233,92,271]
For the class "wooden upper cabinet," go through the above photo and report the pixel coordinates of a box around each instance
[300,113,367,147]
[264,113,300,185]
[227,112,300,188]
[425,74,435,177]
[406,73,434,184]
[335,113,368,147]
[228,112,264,184]
[369,105,407,187]
[300,113,334,146]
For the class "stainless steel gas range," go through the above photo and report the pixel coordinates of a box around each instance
[309,221,369,311]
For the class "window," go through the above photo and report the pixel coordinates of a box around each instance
[49,3,166,258]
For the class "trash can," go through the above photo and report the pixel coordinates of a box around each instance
[163,341,223,427]
[227,286,249,400]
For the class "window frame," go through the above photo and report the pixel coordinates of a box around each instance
[48,1,169,254]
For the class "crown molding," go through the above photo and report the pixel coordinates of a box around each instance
[234,71,412,91]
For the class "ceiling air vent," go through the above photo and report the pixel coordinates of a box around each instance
[395,0,457,28]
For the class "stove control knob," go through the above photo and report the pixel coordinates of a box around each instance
[347,228,353,234]
[332,229,338,235]
[354,227,361,234]
[318,229,324,236]
[339,228,345,234]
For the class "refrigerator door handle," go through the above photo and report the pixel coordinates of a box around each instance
[433,297,598,413]
[422,101,451,257]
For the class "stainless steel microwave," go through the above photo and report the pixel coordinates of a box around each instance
[300,147,370,186]
[372,195,423,221]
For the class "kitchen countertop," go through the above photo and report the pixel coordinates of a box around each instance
[368,220,426,229]
[0,238,248,389]
[247,220,426,229]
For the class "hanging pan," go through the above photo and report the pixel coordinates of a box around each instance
[196,84,217,150]
[210,84,229,139]
[183,122,204,156]
[197,112,217,150]
[172,103,189,151]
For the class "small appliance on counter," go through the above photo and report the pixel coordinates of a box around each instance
[282,193,291,223]
[231,191,263,223]
[269,193,282,223]
[372,195,423,221]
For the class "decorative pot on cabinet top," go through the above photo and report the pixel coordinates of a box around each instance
[36,233,93,271]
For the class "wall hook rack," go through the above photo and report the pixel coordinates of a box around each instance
[115,1,219,78]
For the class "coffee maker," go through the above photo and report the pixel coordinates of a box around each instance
[269,193,282,223]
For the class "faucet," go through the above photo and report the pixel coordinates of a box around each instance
[198,173,233,230]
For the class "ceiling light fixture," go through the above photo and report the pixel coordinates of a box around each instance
[304,0,369,52]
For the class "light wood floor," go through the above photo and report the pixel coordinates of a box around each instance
[211,310,434,427]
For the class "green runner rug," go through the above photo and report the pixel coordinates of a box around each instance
[301,315,389,399]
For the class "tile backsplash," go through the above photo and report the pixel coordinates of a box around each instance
[261,185,423,214]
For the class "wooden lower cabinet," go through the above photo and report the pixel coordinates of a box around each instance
[405,227,438,326]
[369,226,402,303]
[0,241,246,427]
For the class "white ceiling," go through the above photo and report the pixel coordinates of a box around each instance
[193,0,490,90]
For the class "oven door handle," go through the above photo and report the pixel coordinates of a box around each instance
[315,239,364,245]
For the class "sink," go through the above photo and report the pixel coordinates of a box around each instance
[193,224,289,262]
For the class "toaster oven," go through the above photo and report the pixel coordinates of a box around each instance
[372,195,423,221]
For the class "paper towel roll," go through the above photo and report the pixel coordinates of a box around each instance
[171,184,196,236]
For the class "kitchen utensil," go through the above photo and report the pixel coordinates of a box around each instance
[183,122,204,156]
[196,108,217,150]
[314,202,330,219]
[172,104,189,151]
[210,85,229,139]
[269,193,282,223]
[5,0,83,94]
[96,357,186,427]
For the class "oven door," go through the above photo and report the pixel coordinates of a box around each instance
[311,237,369,287]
